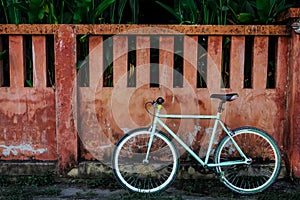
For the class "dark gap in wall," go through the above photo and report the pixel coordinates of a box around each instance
[221,36,231,88]
[46,35,55,88]
[127,36,136,87]
[197,36,208,88]
[244,36,254,88]
[103,36,114,87]
[24,35,33,87]
[77,35,90,87]
[267,36,277,89]
[0,35,9,87]
[173,35,183,88]
[150,36,159,88]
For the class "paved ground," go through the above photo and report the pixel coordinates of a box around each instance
[26,178,300,200]
[1,171,299,200]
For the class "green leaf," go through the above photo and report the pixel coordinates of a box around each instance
[0,50,7,60]
[79,34,88,43]
[117,0,127,24]
[62,12,73,24]
[48,3,58,24]
[155,1,181,23]
[237,13,253,23]
[94,0,115,19]
[256,0,270,21]
[26,80,33,87]
[73,11,82,23]
[38,8,45,20]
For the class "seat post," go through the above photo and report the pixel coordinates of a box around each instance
[218,100,225,113]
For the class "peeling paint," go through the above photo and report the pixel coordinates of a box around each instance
[187,125,202,147]
[0,144,47,157]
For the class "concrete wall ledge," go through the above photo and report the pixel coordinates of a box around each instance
[0,161,56,175]
[71,161,287,180]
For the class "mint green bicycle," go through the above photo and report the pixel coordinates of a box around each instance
[112,93,281,194]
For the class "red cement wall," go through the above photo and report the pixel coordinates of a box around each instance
[0,21,299,177]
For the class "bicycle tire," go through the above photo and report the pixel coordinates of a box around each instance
[112,128,179,193]
[214,127,281,194]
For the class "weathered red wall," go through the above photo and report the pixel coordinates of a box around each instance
[0,36,56,160]
[288,32,300,177]
[0,21,299,177]
[77,34,289,164]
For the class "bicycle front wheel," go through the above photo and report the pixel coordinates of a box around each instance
[214,127,281,194]
[112,128,179,193]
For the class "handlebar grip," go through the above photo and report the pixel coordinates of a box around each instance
[156,97,165,105]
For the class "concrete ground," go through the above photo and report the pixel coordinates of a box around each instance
[26,178,299,200]
[1,162,299,199]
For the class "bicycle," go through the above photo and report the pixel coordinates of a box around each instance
[112,93,281,194]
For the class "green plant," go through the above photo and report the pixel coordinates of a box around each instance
[13,0,57,24]
[227,0,255,24]
[155,0,200,24]
[1,0,22,24]
[73,0,115,24]
[129,0,139,24]
[0,50,7,60]
[253,0,294,24]
[155,0,299,25]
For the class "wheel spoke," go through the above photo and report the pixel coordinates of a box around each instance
[214,128,281,194]
[112,128,179,193]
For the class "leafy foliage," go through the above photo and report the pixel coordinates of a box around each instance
[156,0,300,25]
[0,0,142,24]
[1,0,299,24]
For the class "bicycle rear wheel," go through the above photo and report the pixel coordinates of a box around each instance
[112,128,179,193]
[214,127,281,194]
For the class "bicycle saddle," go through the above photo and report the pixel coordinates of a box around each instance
[210,93,239,101]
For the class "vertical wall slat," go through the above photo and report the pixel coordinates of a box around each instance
[288,32,300,178]
[32,36,47,88]
[276,36,289,148]
[276,37,288,90]
[136,36,150,87]
[9,36,24,88]
[207,36,222,92]
[113,36,128,88]
[230,36,245,91]
[183,36,197,88]
[159,36,174,88]
[252,36,268,89]
[55,25,77,174]
[89,36,103,89]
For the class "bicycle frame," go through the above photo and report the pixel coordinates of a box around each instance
[145,104,251,168]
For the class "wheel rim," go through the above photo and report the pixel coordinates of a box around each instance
[215,129,280,193]
[113,131,178,193]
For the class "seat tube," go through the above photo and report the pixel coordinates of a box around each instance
[204,112,221,164]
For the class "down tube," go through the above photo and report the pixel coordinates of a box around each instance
[157,119,205,166]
